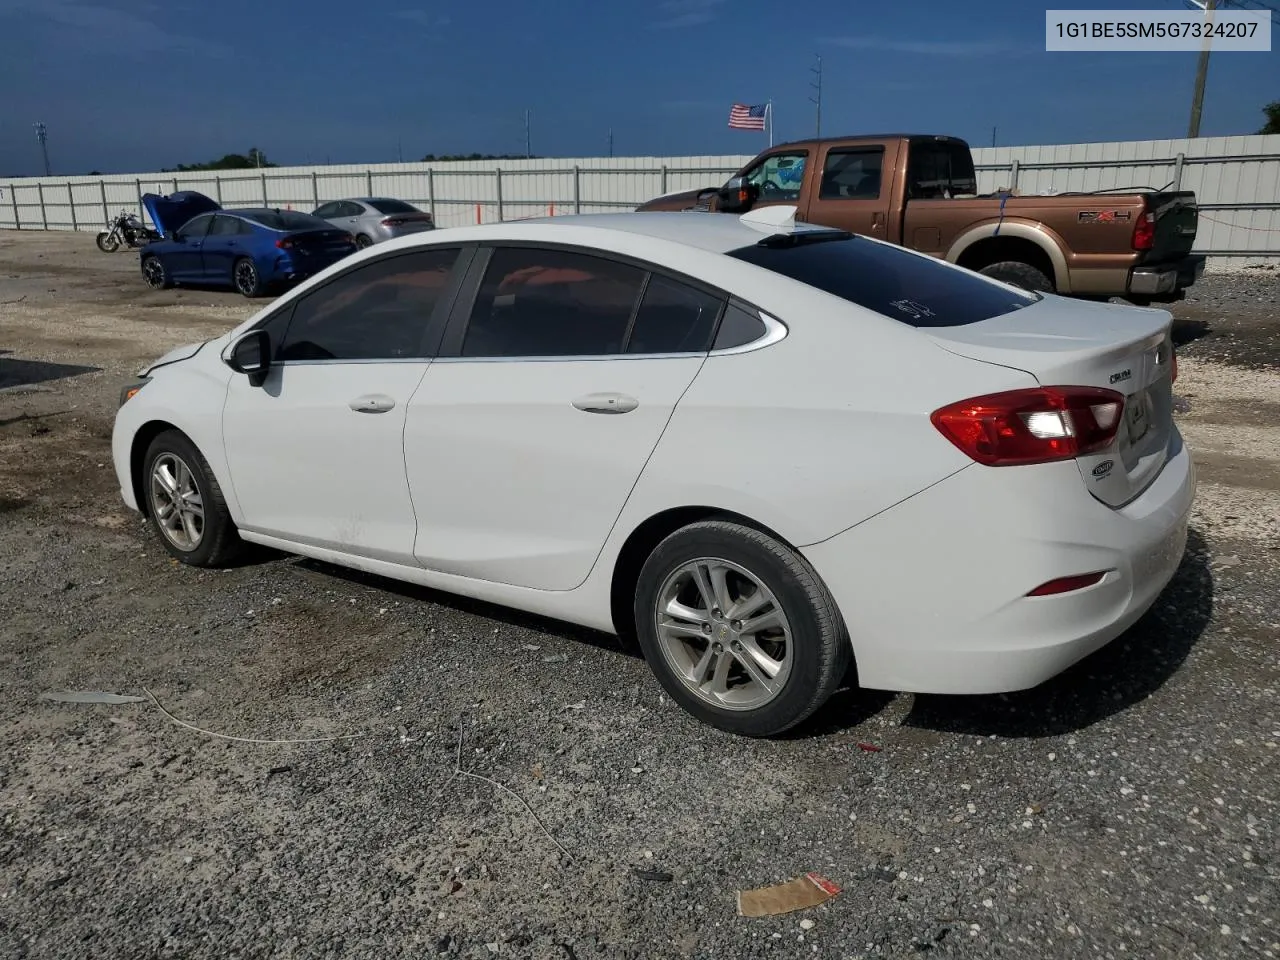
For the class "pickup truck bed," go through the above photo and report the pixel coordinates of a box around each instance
[636,134,1205,303]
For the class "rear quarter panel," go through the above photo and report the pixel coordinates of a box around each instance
[614,279,1039,550]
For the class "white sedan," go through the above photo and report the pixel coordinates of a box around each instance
[111,206,1194,737]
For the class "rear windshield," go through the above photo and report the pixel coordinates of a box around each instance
[367,199,419,215]
[727,234,1039,327]
[238,210,332,231]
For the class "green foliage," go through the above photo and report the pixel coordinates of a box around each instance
[163,147,277,172]
[420,153,541,162]
[1260,100,1280,135]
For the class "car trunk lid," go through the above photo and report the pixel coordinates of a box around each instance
[927,295,1176,507]
[284,228,356,259]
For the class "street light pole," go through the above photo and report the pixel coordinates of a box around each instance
[34,121,51,176]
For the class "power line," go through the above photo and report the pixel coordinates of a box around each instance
[808,55,823,138]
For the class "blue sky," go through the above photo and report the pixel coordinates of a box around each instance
[0,0,1274,175]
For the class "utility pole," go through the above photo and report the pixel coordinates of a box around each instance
[1187,0,1216,138]
[34,121,51,176]
[607,128,613,158]
[808,55,823,138]
[524,109,531,159]
[397,137,403,163]
[991,126,997,147]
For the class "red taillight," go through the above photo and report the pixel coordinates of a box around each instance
[1131,211,1155,251]
[931,387,1125,466]
[381,217,403,226]
[275,237,293,250]
[1026,572,1106,597]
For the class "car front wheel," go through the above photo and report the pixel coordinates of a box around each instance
[141,256,170,289]
[143,429,243,567]
[634,519,851,737]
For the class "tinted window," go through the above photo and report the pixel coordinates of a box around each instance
[907,141,978,199]
[713,303,768,349]
[339,201,365,217]
[278,249,460,361]
[239,210,332,231]
[741,151,807,201]
[313,202,339,218]
[368,199,418,215]
[820,148,884,200]
[728,235,1039,328]
[461,248,645,358]
[175,214,213,241]
[625,276,722,354]
[208,215,241,236]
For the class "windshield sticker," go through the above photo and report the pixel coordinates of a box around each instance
[889,299,936,320]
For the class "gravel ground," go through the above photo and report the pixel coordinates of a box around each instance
[1,232,1277,960]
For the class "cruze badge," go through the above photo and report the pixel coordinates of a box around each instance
[1109,369,1132,384]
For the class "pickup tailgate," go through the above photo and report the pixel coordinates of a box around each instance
[1144,190,1198,260]
[928,296,1177,507]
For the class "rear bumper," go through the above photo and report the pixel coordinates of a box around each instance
[1129,255,1206,299]
[800,430,1195,695]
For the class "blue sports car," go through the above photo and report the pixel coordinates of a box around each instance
[138,191,357,298]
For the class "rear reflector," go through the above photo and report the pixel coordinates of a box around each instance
[931,387,1126,466]
[1027,572,1106,596]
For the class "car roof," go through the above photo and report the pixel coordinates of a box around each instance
[436,211,838,255]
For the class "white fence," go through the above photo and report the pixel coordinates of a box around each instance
[3,135,1278,265]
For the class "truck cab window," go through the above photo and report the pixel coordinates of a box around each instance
[740,151,808,201]
[820,148,885,200]
[907,142,978,199]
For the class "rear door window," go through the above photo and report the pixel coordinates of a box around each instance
[906,140,978,199]
[461,247,646,358]
[819,148,884,200]
[728,234,1038,327]
[625,276,723,354]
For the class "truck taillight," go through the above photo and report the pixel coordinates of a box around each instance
[1131,211,1155,251]
[931,387,1125,466]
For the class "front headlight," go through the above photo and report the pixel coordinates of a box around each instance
[118,377,151,408]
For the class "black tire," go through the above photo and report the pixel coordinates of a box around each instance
[978,260,1054,293]
[633,520,851,738]
[355,233,374,249]
[141,255,170,289]
[233,257,265,298]
[96,231,120,253]
[142,429,244,567]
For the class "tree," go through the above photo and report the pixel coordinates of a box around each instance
[162,147,279,172]
[420,152,541,162]
[1260,100,1280,135]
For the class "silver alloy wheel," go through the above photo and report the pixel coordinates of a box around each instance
[654,557,793,711]
[148,452,205,551]
[142,257,164,287]
[234,260,258,295]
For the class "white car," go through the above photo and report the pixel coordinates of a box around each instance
[111,206,1194,737]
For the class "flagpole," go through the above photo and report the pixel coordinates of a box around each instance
[767,100,774,148]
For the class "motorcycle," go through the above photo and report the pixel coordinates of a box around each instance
[95,210,160,253]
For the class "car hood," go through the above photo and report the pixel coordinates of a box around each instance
[141,191,221,237]
[635,187,719,212]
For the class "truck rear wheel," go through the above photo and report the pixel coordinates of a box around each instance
[978,261,1054,294]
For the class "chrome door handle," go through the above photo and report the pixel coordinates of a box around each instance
[348,394,396,414]
[571,392,638,414]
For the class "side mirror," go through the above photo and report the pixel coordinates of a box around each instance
[223,329,271,386]
[716,177,759,213]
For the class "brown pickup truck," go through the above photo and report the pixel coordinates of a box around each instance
[635,134,1205,303]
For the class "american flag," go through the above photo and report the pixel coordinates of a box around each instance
[728,103,768,131]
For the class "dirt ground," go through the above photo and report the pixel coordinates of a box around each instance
[1,230,1277,960]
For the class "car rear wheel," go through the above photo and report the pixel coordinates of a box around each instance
[233,257,264,298]
[143,429,243,567]
[141,256,170,289]
[978,260,1054,293]
[633,519,851,737]
[355,233,373,249]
